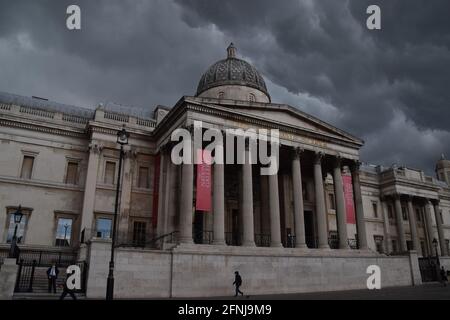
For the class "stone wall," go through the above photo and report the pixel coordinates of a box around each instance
[85,240,418,299]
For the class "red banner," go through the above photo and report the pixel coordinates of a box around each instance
[196,149,212,212]
[343,174,356,224]
[152,154,161,228]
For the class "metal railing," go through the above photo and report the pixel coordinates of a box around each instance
[16,248,77,267]
[255,234,271,247]
[225,232,242,246]
[194,230,213,245]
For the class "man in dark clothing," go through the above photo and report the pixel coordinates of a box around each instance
[440,267,448,287]
[233,271,243,297]
[46,263,59,294]
[59,269,77,300]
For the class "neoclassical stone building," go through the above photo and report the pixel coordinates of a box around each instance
[1,44,449,298]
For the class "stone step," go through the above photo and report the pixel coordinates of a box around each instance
[13,292,85,300]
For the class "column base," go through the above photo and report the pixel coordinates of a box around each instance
[179,238,194,245]
[242,241,256,247]
[212,240,226,246]
[270,242,283,248]
[318,244,331,250]
[295,243,308,249]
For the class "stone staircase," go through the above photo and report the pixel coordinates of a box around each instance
[13,266,85,300]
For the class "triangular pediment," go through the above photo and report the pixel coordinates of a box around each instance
[184,97,363,146]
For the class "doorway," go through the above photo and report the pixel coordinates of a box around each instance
[304,210,316,248]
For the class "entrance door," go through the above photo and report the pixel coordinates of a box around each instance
[304,211,316,248]
[193,211,203,244]
[231,209,241,246]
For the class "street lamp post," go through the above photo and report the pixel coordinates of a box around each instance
[106,127,129,300]
[9,205,23,258]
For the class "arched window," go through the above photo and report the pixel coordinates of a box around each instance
[249,93,256,102]
[218,92,224,99]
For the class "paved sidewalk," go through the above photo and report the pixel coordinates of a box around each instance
[197,283,450,300]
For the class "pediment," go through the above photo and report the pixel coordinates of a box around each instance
[185,97,363,146]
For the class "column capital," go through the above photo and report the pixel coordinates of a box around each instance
[405,194,414,202]
[293,147,304,160]
[349,160,361,172]
[314,151,324,164]
[88,142,103,154]
[333,156,343,168]
[430,199,440,206]
[393,193,402,200]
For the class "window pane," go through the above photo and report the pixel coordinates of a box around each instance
[138,167,149,188]
[65,162,78,184]
[104,162,116,184]
[6,214,27,244]
[96,218,112,239]
[372,203,378,218]
[133,221,146,246]
[55,218,72,247]
[20,156,34,179]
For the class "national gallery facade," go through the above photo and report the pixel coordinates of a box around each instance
[0,44,449,298]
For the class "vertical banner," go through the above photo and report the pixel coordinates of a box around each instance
[343,174,356,224]
[196,149,212,212]
[152,154,161,228]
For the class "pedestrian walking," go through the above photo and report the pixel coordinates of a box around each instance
[440,266,448,287]
[233,271,244,297]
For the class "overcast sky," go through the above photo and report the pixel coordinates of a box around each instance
[0,0,449,174]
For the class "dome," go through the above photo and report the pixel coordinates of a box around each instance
[436,154,450,170]
[196,43,270,102]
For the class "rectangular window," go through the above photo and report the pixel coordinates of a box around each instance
[420,240,427,257]
[96,218,112,239]
[65,162,79,185]
[6,214,27,244]
[406,240,413,251]
[133,221,146,246]
[104,161,116,184]
[388,204,394,219]
[374,235,384,254]
[328,194,335,210]
[401,205,408,221]
[416,208,422,222]
[20,156,34,179]
[372,202,378,218]
[55,218,73,247]
[302,182,308,201]
[391,240,398,253]
[138,166,149,189]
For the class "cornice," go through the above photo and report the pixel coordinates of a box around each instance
[0,175,85,192]
[0,116,87,139]
[152,98,362,151]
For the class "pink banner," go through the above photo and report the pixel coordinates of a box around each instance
[343,174,356,224]
[196,149,212,212]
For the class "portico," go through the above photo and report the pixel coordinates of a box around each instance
[155,96,367,252]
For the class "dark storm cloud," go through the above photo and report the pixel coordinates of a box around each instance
[175,0,450,172]
[0,0,449,173]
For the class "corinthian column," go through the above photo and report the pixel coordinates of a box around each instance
[213,143,226,245]
[314,152,329,249]
[268,169,282,247]
[179,131,194,244]
[332,157,349,249]
[350,162,368,250]
[406,196,420,253]
[242,139,255,247]
[394,194,407,252]
[81,143,102,238]
[433,200,447,256]
[424,200,435,254]
[292,148,307,248]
